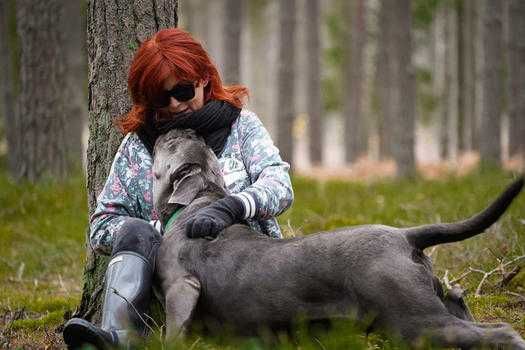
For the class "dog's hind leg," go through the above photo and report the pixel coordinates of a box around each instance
[164,275,201,342]
[397,315,525,349]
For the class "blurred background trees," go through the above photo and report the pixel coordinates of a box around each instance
[0,0,524,182]
[180,0,524,176]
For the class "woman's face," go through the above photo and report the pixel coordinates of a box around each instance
[160,75,208,116]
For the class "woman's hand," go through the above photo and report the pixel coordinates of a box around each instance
[185,195,245,239]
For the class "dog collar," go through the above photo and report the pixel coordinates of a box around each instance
[164,207,184,232]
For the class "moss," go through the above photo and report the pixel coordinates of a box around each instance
[8,310,64,331]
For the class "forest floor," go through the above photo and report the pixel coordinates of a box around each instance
[0,159,524,349]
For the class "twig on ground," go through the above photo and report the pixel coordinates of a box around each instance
[498,266,521,288]
[142,312,161,332]
[111,288,156,335]
[442,270,452,290]
[449,269,473,285]
[487,247,502,264]
[188,337,201,350]
[428,246,438,258]
[57,274,68,293]
[467,255,525,297]
[142,313,165,349]
[16,263,25,281]
[313,337,327,350]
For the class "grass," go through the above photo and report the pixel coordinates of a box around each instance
[0,161,88,348]
[0,163,523,349]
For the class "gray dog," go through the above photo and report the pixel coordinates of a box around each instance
[152,129,525,349]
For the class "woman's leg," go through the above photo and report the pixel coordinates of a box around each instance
[63,218,161,349]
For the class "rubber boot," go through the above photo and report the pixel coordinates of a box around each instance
[63,251,153,349]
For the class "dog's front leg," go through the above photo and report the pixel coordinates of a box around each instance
[165,275,201,342]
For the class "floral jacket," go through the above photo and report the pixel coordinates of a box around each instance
[90,109,294,255]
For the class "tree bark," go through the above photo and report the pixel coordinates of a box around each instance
[480,0,503,166]
[223,0,243,84]
[376,0,393,160]
[306,0,323,166]
[472,1,482,151]
[440,5,452,161]
[507,0,525,161]
[344,0,366,163]
[390,0,416,177]
[75,0,178,324]
[276,0,296,167]
[15,0,67,182]
[464,0,477,151]
[0,0,17,175]
[456,0,466,154]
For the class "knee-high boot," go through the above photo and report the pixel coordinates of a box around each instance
[63,251,153,349]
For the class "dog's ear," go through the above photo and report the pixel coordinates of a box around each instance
[168,168,205,206]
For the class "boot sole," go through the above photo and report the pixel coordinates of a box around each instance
[63,318,113,350]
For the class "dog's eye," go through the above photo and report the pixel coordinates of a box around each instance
[153,171,161,180]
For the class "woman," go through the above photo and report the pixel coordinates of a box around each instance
[63,28,293,348]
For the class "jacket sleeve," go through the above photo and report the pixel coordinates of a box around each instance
[233,111,294,220]
[89,134,151,255]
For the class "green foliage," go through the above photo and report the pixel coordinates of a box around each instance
[321,76,341,112]
[0,160,87,339]
[412,0,443,29]
[322,2,346,112]
[248,0,270,35]
[415,68,439,125]
[8,310,65,331]
[128,41,139,52]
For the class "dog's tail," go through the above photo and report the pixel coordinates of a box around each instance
[404,176,524,250]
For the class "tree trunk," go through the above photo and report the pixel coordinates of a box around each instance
[0,0,17,175]
[376,0,393,160]
[246,0,272,128]
[61,0,87,166]
[440,5,452,160]
[390,0,416,177]
[276,0,296,167]
[464,0,477,151]
[180,0,194,32]
[306,0,322,166]
[15,0,67,182]
[223,0,243,84]
[456,0,466,154]
[480,0,503,166]
[75,0,178,324]
[507,0,525,161]
[344,0,366,163]
[472,1,482,151]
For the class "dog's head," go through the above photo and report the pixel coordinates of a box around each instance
[152,129,226,223]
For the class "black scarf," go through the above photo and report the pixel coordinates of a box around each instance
[137,99,241,156]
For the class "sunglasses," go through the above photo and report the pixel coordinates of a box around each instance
[154,81,196,108]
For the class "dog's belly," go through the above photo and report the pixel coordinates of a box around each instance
[192,292,356,334]
[191,263,360,333]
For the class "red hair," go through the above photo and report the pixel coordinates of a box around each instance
[118,28,249,133]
